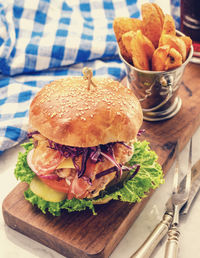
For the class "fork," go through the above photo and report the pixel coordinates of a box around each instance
[164,138,193,258]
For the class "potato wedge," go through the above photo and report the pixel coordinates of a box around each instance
[137,30,155,60]
[152,3,165,26]
[152,45,182,71]
[180,36,192,56]
[159,34,187,61]
[130,30,155,70]
[162,14,176,36]
[152,45,170,71]
[165,48,183,70]
[118,39,132,64]
[122,30,155,69]
[131,35,149,70]
[113,17,143,42]
[113,17,143,63]
[141,3,164,47]
[122,31,136,62]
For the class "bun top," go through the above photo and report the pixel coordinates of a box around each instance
[29,76,143,147]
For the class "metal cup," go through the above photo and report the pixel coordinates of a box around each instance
[119,31,193,121]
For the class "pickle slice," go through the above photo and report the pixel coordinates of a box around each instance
[30,176,67,202]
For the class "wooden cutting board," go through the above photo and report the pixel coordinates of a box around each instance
[2,63,200,258]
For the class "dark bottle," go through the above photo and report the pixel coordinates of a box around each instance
[181,0,200,61]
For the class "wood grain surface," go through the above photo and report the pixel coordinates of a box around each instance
[2,63,200,258]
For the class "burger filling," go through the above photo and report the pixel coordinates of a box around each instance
[27,131,137,200]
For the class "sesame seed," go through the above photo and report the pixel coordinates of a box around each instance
[51,112,57,118]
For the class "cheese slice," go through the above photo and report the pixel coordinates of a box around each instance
[57,157,75,169]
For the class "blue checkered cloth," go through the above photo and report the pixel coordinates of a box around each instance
[0,0,179,154]
[170,0,180,29]
[0,0,141,154]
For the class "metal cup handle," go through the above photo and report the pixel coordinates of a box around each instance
[143,75,173,113]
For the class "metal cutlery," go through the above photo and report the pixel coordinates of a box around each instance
[164,138,192,258]
[130,138,200,258]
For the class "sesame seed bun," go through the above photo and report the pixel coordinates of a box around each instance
[29,76,143,147]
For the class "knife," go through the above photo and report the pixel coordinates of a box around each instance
[130,158,200,258]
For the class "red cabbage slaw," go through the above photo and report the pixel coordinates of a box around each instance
[28,131,141,183]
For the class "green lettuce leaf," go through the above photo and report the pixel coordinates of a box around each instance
[24,188,96,216]
[100,140,164,203]
[14,140,35,184]
[14,140,164,216]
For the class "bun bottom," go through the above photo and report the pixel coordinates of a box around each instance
[92,196,112,205]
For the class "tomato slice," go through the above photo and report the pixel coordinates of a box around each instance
[32,139,63,175]
[39,177,69,193]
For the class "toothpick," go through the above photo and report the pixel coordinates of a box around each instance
[82,67,97,90]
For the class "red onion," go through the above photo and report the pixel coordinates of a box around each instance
[100,151,122,176]
[27,149,58,180]
[27,149,39,175]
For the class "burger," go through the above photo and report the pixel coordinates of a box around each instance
[15,69,163,215]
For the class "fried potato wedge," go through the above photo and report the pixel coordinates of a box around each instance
[152,45,170,71]
[118,39,133,64]
[131,36,149,70]
[152,45,182,71]
[141,3,164,47]
[138,30,155,60]
[159,34,187,61]
[152,3,165,25]
[162,14,176,36]
[130,30,155,70]
[165,48,183,70]
[113,17,143,42]
[122,31,136,62]
[180,36,192,56]
[122,30,155,67]
[113,17,143,63]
